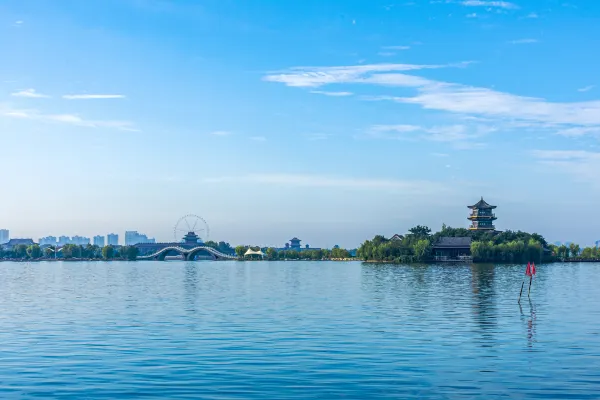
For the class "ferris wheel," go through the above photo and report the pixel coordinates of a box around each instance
[173,214,210,242]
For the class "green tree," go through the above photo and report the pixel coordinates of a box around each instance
[235,245,247,258]
[569,243,580,258]
[102,245,115,260]
[408,225,432,238]
[14,244,28,258]
[266,247,277,260]
[26,244,42,259]
[413,239,431,261]
[125,246,139,261]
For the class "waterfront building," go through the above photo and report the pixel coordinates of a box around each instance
[134,231,204,256]
[277,237,321,252]
[107,234,119,246]
[2,238,35,251]
[39,236,57,246]
[125,231,156,246]
[468,197,497,231]
[93,235,105,247]
[0,229,9,244]
[58,236,70,246]
[433,237,472,262]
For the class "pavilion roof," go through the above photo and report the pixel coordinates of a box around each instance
[468,197,496,209]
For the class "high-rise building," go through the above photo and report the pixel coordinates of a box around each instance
[125,231,155,246]
[0,229,9,244]
[39,236,57,246]
[58,236,70,246]
[93,235,105,247]
[71,236,90,246]
[107,234,119,246]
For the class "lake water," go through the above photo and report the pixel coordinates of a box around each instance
[1,261,599,399]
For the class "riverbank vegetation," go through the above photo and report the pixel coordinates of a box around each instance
[358,224,598,263]
[0,244,140,261]
[234,245,352,260]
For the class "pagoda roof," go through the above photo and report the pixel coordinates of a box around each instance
[289,237,301,241]
[468,197,496,209]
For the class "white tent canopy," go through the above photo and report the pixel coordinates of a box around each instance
[244,248,265,257]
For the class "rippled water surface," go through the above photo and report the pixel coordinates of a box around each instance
[1,261,599,399]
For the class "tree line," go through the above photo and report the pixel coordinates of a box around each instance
[234,245,352,260]
[358,224,598,263]
[0,244,140,261]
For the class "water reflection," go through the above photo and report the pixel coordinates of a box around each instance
[183,262,198,313]
[520,300,537,348]
[469,264,497,341]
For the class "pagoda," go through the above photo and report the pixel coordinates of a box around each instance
[468,197,497,231]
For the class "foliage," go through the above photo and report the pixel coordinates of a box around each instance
[120,246,139,261]
[26,244,42,259]
[235,245,247,257]
[102,245,115,260]
[14,244,28,259]
[358,225,559,263]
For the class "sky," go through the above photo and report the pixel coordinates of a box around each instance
[1,0,599,248]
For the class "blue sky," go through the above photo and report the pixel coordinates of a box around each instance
[1,0,599,247]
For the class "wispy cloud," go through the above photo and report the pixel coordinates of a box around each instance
[210,130,231,136]
[458,0,519,9]
[1,105,139,132]
[11,89,50,98]
[578,85,595,93]
[263,61,472,87]
[201,173,450,194]
[63,94,126,100]
[310,90,353,97]
[526,12,539,18]
[509,38,539,44]
[369,124,488,148]
[266,62,600,135]
[383,45,411,50]
[378,52,396,57]
[532,149,600,183]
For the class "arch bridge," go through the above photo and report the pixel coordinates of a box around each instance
[137,245,237,261]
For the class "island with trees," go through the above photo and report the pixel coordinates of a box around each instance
[357,224,600,263]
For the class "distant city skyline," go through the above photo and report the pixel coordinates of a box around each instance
[1,1,600,247]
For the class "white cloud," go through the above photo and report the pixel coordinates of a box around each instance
[11,89,50,98]
[578,85,595,93]
[210,130,231,136]
[509,38,539,44]
[1,105,138,132]
[466,13,478,17]
[369,124,488,148]
[63,94,126,100]
[458,1,519,9]
[556,127,600,138]
[378,52,396,57]
[383,45,411,50]
[266,62,600,133]
[263,62,471,87]
[532,149,600,183]
[310,90,353,97]
[201,173,450,194]
[526,12,539,18]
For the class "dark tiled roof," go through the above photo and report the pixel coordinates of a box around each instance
[433,237,472,249]
[468,197,496,209]
[290,237,301,241]
[390,234,404,241]
[4,239,35,246]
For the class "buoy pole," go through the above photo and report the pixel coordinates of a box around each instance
[518,280,525,303]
